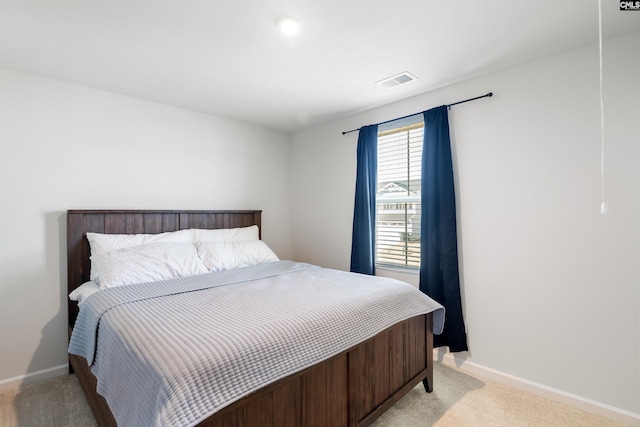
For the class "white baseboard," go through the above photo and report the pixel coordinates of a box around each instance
[436,351,640,426]
[0,364,68,393]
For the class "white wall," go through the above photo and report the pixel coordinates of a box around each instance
[0,68,293,387]
[291,31,639,416]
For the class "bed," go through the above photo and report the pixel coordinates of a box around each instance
[67,209,444,427]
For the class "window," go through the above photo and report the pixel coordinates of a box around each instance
[375,120,423,269]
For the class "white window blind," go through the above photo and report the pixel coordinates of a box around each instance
[376,121,423,269]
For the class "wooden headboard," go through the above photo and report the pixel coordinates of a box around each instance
[67,209,262,328]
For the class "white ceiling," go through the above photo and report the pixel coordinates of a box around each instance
[2,1,639,132]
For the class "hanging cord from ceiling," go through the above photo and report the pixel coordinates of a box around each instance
[598,0,608,215]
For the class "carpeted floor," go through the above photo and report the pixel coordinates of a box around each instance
[371,363,627,427]
[0,362,628,427]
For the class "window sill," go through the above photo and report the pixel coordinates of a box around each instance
[375,265,419,276]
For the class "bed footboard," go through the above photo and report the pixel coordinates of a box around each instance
[195,313,434,427]
[71,313,433,427]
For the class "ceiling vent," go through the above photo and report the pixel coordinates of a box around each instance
[376,72,418,89]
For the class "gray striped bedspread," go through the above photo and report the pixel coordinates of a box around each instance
[69,261,445,427]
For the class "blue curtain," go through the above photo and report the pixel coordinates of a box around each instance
[420,106,468,352]
[350,124,378,275]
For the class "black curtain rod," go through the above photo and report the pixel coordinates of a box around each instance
[341,92,493,135]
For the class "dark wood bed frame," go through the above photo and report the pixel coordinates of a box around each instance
[67,209,434,427]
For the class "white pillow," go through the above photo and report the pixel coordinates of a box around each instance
[69,281,101,305]
[87,229,192,282]
[196,240,279,272]
[97,242,208,289]
[191,225,259,244]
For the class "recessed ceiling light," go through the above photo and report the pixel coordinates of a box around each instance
[277,16,301,36]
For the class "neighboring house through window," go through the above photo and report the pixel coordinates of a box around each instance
[375,117,423,270]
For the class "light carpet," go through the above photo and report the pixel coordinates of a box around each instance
[0,362,627,426]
